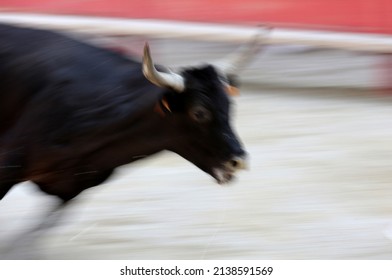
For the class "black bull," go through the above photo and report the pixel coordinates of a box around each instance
[0,24,262,204]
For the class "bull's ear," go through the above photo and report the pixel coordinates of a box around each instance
[225,85,240,96]
[225,74,240,96]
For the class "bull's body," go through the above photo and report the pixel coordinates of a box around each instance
[0,24,250,203]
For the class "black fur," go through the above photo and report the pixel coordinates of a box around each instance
[0,24,246,202]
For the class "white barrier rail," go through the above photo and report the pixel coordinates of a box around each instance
[0,12,392,52]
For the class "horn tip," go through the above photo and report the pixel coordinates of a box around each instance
[143,42,150,55]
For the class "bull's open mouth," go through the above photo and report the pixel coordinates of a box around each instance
[210,156,248,184]
[212,167,237,184]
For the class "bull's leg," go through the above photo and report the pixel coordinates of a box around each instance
[2,169,115,258]
[1,198,72,259]
[25,169,114,233]
[29,199,72,233]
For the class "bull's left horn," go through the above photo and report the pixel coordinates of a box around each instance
[215,26,272,76]
[142,43,185,92]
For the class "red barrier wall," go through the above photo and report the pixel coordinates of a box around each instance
[1,0,392,34]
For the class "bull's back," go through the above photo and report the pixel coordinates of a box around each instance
[0,24,142,136]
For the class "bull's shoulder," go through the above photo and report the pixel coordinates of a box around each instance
[0,23,145,128]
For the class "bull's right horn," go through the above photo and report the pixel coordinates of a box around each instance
[142,43,185,92]
[214,26,272,76]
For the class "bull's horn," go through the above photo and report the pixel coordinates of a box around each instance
[215,26,272,76]
[142,43,185,92]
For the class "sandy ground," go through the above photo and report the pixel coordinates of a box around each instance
[1,85,392,260]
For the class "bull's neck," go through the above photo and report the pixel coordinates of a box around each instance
[128,112,174,157]
[99,102,176,167]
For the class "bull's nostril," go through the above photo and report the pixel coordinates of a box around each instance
[227,156,248,170]
[230,159,239,168]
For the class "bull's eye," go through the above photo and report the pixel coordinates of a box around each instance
[189,106,211,123]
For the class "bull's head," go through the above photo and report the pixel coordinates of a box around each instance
[142,31,268,184]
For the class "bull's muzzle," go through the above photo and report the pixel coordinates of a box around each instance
[213,155,248,184]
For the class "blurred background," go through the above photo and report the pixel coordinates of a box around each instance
[1,0,392,259]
